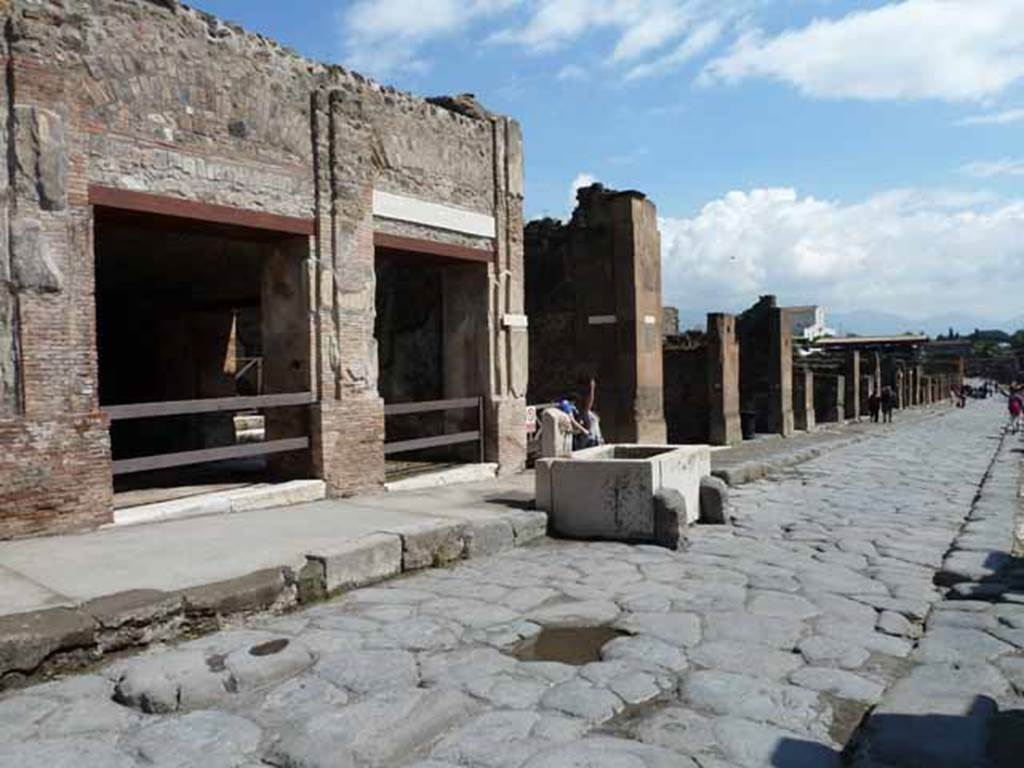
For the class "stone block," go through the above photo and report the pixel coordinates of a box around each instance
[309,533,402,595]
[541,444,711,544]
[181,567,291,619]
[10,217,62,293]
[464,516,515,557]
[653,489,686,549]
[699,476,729,524]
[392,519,467,570]
[0,607,96,681]
[80,589,183,652]
[505,510,549,544]
[535,458,554,512]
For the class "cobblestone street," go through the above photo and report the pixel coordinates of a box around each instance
[1,403,1021,767]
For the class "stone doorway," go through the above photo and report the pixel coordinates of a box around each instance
[373,239,490,481]
[92,196,316,510]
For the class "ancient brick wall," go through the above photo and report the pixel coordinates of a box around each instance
[525,184,666,444]
[0,0,526,536]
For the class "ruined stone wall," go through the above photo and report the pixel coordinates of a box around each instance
[526,184,665,444]
[663,343,709,443]
[738,295,794,436]
[0,0,525,536]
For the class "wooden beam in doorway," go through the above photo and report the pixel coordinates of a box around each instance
[374,232,494,264]
[89,185,316,237]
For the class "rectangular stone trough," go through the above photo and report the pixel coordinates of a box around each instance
[536,444,711,547]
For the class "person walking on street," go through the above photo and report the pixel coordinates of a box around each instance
[1008,388,1023,434]
[881,386,896,424]
[868,389,881,423]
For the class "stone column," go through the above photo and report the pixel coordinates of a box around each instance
[793,366,815,432]
[707,312,741,446]
[770,308,795,436]
[844,350,860,420]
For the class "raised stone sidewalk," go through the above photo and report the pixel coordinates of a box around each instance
[0,481,547,688]
[0,403,950,688]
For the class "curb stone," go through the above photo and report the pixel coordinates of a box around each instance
[0,509,549,690]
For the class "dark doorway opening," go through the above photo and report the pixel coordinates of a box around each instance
[94,205,314,505]
[374,243,489,480]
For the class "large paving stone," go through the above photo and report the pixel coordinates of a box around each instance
[704,612,806,650]
[632,706,719,756]
[314,649,418,693]
[613,612,701,647]
[796,636,870,670]
[539,679,624,722]
[521,736,700,767]
[747,591,820,620]
[689,641,804,680]
[601,635,689,673]
[113,635,312,713]
[0,693,59,742]
[788,667,885,703]
[712,716,841,768]
[431,710,587,768]
[527,600,620,628]
[861,664,1009,768]
[267,688,478,767]
[126,711,263,767]
[0,737,137,768]
[914,626,1015,664]
[683,671,830,736]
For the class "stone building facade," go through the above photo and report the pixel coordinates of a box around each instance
[0,0,527,538]
[525,184,666,444]
[738,295,794,437]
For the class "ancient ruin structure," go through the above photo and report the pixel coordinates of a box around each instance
[662,313,741,446]
[738,296,794,437]
[526,184,666,444]
[0,0,527,538]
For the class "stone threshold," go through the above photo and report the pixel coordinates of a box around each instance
[109,480,328,528]
[384,463,498,492]
[0,509,548,691]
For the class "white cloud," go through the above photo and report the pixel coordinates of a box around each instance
[556,64,588,82]
[703,0,1024,101]
[660,187,1024,319]
[957,107,1024,126]
[341,0,519,77]
[569,172,598,212]
[961,158,1024,178]
[491,0,747,72]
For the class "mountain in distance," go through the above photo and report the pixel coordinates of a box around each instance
[670,307,1024,337]
[830,310,1024,338]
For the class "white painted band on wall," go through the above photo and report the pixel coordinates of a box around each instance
[588,315,617,325]
[502,314,529,329]
[372,190,497,238]
[643,315,657,325]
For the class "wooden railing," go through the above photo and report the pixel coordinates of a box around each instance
[104,392,316,476]
[383,397,484,461]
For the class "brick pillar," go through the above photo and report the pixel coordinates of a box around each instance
[707,312,741,445]
[844,351,860,420]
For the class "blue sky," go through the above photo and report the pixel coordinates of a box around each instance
[191,1,1024,329]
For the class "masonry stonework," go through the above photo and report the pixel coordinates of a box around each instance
[526,184,666,444]
[0,0,526,538]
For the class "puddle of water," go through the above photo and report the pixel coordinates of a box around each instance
[250,639,290,657]
[508,626,627,665]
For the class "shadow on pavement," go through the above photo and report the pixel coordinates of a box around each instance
[770,698,1023,768]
